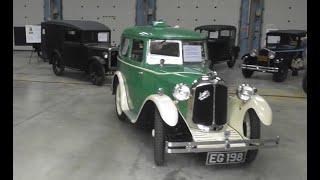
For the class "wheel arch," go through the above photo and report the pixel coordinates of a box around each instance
[228,95,272,136]
[87,56,106,69]
[135,94,179,127]
[136,99,192,141]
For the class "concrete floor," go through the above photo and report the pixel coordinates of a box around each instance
[13,51,307,180]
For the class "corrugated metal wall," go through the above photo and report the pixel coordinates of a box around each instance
[262,0,307,46]
[13,0,44,50]
[62,0,136,45]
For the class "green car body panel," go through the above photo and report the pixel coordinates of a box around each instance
[117,22,209,119]
[113,21,273,128]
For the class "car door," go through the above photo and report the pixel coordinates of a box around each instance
[118,37,144,113]
[62,29,86,68]
[126,39,145,113]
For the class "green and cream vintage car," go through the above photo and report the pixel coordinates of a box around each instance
[112,21,279,166]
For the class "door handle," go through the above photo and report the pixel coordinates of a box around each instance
[138,71,144,75]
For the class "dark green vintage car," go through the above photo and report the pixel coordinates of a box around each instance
[112,21,279,166]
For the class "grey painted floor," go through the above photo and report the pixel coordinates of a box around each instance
[13,51,307,180]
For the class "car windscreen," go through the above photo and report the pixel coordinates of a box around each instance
[150,40,180,57]
[267,34,299,49]
[147,40,206,65]
[82,31,110,43]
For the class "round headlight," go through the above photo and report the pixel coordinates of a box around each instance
[103,52,108,59]
[268,51,275,59]
[236,84,257,102]
[172,83,191,101]
[250,49,258,57]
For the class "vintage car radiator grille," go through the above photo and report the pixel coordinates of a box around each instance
[192,83,228,126]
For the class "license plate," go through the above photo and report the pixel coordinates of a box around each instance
[258,55,268,62]
[206,151,246,165]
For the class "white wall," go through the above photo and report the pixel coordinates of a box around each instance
[157,0,241,43]
[62,0,136,45]
[262,0,307,45]
[13,0,44,50]
[12,0,307,49]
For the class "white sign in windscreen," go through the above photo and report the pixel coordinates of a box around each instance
[268,36,281,44]
[25,25,41,43]
[183,45,202,62]
[98,32,109,42]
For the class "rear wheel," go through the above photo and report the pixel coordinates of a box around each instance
[89,61,105,86]
[115,83,126,121]
[154,108,165,166]
[272,66,288,82]
[227,55,236,68]
[52,53,65,76]
[243,109,261,164]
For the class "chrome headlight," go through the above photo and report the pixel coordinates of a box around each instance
[172,83,191,101]
[250,49,258,57]
[102,52,108,59]
[236,84,257,102]
[268,51,276,59]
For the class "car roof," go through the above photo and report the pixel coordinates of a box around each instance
[194,25,236,31]
[267,30,307,36]
[42,20,110,31]
[122,21,205,40]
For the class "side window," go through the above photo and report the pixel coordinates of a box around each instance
[65,29,80,42]
[209,31,219,39]
[131,39,144,62]
[220,30,231,37]
[120,38,130,57]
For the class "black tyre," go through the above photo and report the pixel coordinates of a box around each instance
[115,83,127,121]
[272,66,288,82]
[52,53,65,76]
[242,57,254,78]
[302,71,307,93]
[227,55,236,68]
[89,61,105,86]
[243,109,261,164]
[242,69,254,78]
[154,108,165,166]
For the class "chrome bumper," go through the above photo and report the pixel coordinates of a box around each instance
[242,64,279,73]
[165,136,280,153]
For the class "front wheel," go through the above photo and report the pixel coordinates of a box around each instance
[272,66,288,82]
[242,69,254,78]
[154,108,165,166]
[89,61,106,86]
[243,109,261,164]
[227,55,236,68]
[242,57,254,78]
